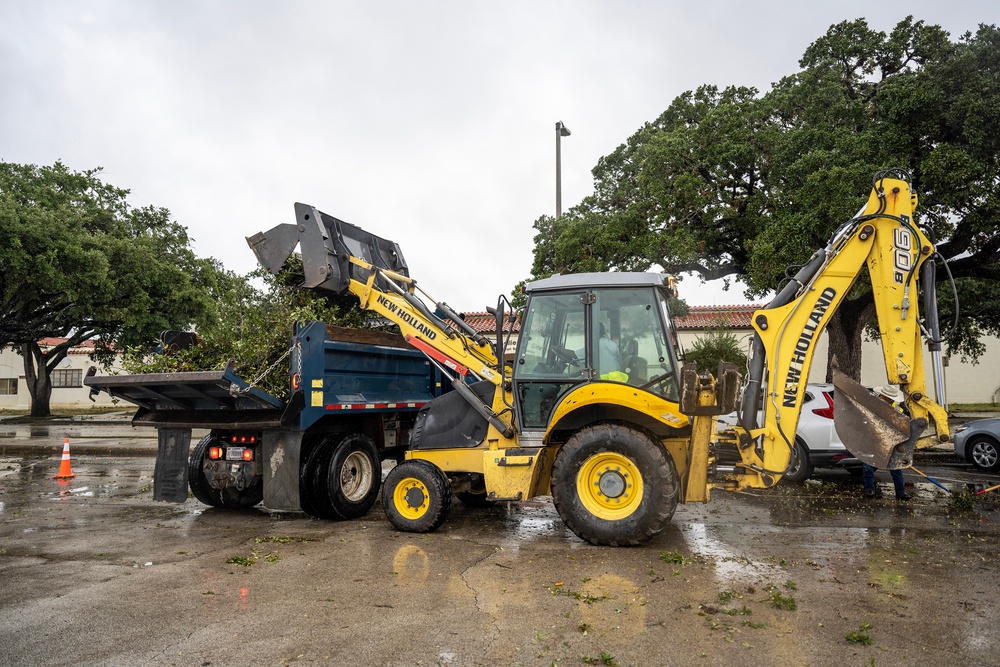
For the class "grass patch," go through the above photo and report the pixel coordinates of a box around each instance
[951,403,1000,413]
[548,584,611,605]
[659,551,689,565]
[768,589,797,611]
[846,620,875,645]
[255,535,319,544]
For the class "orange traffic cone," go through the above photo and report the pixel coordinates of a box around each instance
[53,438,76,480]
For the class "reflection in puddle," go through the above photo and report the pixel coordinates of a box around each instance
[682,522,768,580]
[682,521,875,580]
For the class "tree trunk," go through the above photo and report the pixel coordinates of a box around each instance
[21,342,52,418]
[824,295,876,383]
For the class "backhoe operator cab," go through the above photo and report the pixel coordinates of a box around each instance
[514,273,683,432]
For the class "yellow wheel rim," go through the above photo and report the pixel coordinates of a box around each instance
[393,477,430,520]
[576,452,644,520]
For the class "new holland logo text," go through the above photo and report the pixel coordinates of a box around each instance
[376,294,438,340]
[783,287,837,407]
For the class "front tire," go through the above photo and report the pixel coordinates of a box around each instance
[968,436,1000,471]
[382,460,452,533]
[550,424,678,546]
[782,439,814,483]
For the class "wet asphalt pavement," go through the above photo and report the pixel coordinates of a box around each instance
[1,416,999,667]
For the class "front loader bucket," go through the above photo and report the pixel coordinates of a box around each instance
[832,369,926,470]
[246,203,409,297]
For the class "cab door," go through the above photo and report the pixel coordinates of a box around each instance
[512,291,591,431]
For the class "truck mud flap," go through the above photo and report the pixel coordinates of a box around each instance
[262,430,303,511]
[832,370,926,470]
[153,428,191,503]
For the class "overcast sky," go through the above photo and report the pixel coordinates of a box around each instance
[2,1,995,311]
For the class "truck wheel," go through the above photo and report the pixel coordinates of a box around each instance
[188,435,263,509]
[551,424,677,546]
[298,438,330,518]
[382,460,452,533]
[189,435,224,507]
[312,434,381,520]
[456,474,495,508]
[781,439,814,483]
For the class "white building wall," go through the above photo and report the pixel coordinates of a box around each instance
[677,329,1000,405]
[0,346,126,410]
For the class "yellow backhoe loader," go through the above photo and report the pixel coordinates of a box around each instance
[247,169,950,546]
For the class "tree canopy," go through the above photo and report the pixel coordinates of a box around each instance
[527,18,1000,379]
[0,161,225,415]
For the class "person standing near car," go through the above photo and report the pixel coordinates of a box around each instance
[862,385,911,501]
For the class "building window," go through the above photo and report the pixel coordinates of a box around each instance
[0,378,16,395]
[51,369,83,388]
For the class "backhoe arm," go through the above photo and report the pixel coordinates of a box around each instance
[730,171,950,490]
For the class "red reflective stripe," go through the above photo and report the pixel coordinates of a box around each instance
[325,402,426,411]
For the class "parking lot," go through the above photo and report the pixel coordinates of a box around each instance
[1,419,999,667]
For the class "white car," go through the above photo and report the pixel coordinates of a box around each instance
[720,383,860,482]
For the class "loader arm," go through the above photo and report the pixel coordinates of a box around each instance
[247,203,513,437]
[728,171,950,491]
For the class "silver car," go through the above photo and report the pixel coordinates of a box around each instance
[720,383,860,482]
[953,418,1000,472]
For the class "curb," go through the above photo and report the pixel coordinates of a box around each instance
[0,444,159,458]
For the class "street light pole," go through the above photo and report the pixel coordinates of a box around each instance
[555,121,571,218]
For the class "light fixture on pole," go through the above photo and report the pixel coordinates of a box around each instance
[555,121,571,218]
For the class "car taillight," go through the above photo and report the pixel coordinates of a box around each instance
[208,446,224,460]
[812,392,835,419]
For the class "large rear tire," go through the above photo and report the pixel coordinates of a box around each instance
[299,438,329,518]
[188,435,223,507]
[550,424,677,546]
[312,434,381,520]
[382,460,452,533]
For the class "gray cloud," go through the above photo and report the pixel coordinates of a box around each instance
[2,1,993,308]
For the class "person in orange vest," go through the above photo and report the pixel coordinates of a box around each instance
[862,385,911,501]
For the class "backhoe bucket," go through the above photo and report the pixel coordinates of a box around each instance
[246,203,409,297]
[832,369,925,470]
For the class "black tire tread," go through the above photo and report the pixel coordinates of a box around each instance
[382,460,452,533]
[313,433,381,520]
[550,423,677,546]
